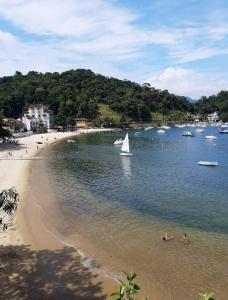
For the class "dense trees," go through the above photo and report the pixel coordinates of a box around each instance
[0,188,19,232]
[0,70,191,124]
[194,91,228,121]
[0,111,11,139]
[0,69,227,124]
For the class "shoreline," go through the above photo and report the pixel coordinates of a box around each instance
[0,129,117,299]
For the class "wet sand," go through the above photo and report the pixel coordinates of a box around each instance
[2,129,227,299]
[0,129,117,299]
[28,133,228,300]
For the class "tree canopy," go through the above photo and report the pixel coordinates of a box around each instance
[194,90,228,121]
[0,69,192,124]
[0,69,227,124]
[0,111,11,139]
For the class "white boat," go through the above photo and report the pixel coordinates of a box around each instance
[205,135,217,140]
[196,128,204,133]
[175,124,186,128]
[67,139,76,143]
[161,126,170,129]
[182,131,194,137]
[157,129,165,134]
[219,129,228,134]
[144,126,154,131]
[114,139,124,145]
[120,133,132,156]
[134,131,142,136]
[198,161,218,166]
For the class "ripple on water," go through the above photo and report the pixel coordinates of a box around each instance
[45,129,228,299]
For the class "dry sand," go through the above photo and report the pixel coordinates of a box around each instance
[0,129,117,299]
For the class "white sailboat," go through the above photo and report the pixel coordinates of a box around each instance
[120,133,132,156]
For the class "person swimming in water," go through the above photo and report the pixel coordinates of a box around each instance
[181,233,189,243]
[163,232,174,241]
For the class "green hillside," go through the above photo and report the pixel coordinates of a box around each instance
[0,69,193,125]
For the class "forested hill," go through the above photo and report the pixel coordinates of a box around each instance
[0,69,192,124]
[194,91,228,121]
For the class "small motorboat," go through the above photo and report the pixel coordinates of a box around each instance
[175,124,186,128]
[198,161,218,167]
[161,126,170,129]
[196,128,204,133]
[157,129,165,134]
[219,129,228,134]
[144,126,154,131]
[205,135,217,140]
[114,139,124,145]
[182,131,194,137]
[67,139,76,143]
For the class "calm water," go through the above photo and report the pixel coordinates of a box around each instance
[44,127,228,299]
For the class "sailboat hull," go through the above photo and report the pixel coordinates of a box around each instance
[120,152,133,156]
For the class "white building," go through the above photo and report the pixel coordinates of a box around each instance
[207,112,219,123]
[22,104,54,132]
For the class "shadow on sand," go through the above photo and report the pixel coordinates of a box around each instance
[0,142,27,153]
[0,245,107,300]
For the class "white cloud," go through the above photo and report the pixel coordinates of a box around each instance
[147,67,228,99]
[0,0,227,63]
[0,0,138,38]
[0,0,227,85]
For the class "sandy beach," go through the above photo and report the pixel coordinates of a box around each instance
[0,129,117,299]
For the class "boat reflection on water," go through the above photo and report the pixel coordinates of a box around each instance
[120,155,132,181]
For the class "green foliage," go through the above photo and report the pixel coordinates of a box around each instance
[0,70,192,125]
[150,111,192,122]
[198,292,215,300]
[109,271,148,300]
[0,188,19,215]
[0,111,11,138]
[110,271,215,300]
[0,188,19,232]
[98,104,121,122]
[221,111,228,122]
[194,90,228,119]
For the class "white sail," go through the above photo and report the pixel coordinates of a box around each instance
[121,133,129,153]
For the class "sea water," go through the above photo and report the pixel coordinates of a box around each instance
[43,127,228,299]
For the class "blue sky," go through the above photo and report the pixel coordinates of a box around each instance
[0,0,228,98]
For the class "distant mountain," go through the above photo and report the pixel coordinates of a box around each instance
[185,96,197,103]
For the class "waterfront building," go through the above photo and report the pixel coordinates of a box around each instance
[75,118,89,129]
[207,112,219,123]
[22,104,54,133]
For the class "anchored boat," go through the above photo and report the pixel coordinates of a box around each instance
[198,161,218,166]
[219,129,228,134]
[182,131,194,137]
[120,133,132,156]
[205,135,217,140]
[157,129,165,134]
[114,139,124,145]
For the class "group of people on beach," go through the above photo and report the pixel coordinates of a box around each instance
[163,232,189,243]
